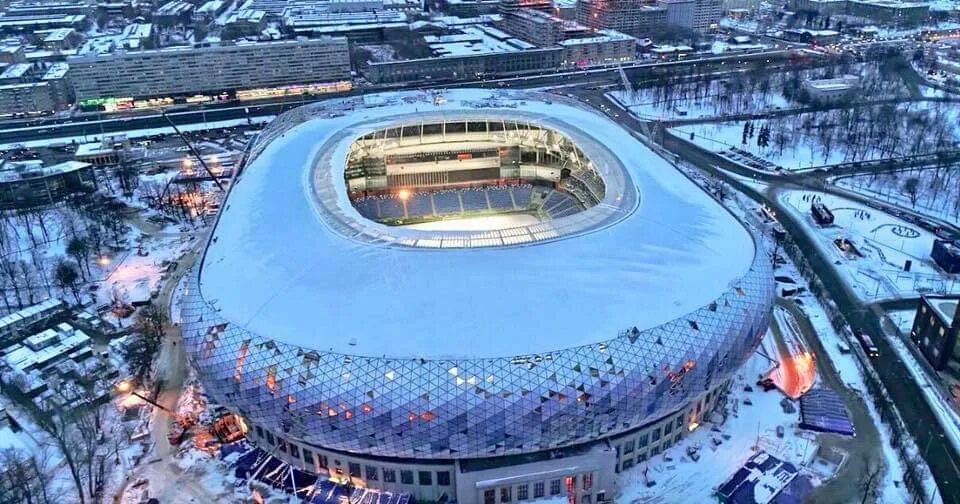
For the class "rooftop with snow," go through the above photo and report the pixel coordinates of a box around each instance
[197,90,758,359]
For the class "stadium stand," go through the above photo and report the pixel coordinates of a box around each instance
[460,188,488,211]
[433,190,462,214]
[487,186,515,209]
[350,185,549,222]
[405,192,434,217]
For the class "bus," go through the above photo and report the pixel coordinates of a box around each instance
[854,329,879,358]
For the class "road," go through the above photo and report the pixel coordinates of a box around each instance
[651,119,960,503]
[569,82,951,499]
[776,298,885,504]
[112,244,210,503]
[0,50,819,147]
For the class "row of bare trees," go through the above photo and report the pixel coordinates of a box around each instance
[0,194,131,313]
[635,59,913,118]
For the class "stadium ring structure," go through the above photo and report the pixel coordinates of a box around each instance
[180,90,775,503]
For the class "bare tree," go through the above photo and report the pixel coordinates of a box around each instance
[52,259,81,304]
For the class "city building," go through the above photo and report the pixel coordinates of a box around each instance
[789,0,930,26]
[932,239,960,274]
[498,7,564,45]
[661,0,695,29]
[781,27,842,44]
[0,82,57,117]
[577,0,668,37]
[560,29,638,66]
[0,160,96,208]
[67,38,350,101]
[1,321,118,412]
[74,134,130,166]
[910,295,960,378]
[440,0,501,16]
[0,299,68,345]
[693,0,722,30]
[5,0,93,17]
[803,75,859,102]
[179,90,773,503]
[195,0,229,23]
[222,9,267,39]
[40,27,83,50]
[154,0,195,26]
[0,13,88,35]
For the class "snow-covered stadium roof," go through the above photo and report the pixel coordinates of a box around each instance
[198,90,757,360]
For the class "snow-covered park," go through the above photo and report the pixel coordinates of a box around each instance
[835,168,960,225]
[672,101,960,171]
[780,189,960,301]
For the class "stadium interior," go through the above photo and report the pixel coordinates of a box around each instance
[345,119,606,227]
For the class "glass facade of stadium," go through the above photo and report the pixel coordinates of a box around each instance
[180,235,774,502]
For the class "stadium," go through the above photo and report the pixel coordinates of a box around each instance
[179,90,774,504]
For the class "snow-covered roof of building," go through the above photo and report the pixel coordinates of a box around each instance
[0,63,31,80]
[3,324,91,373]
[930,297,958,325]
[42,62,69,80]
[196,90,757,359]
[0,160,91,183]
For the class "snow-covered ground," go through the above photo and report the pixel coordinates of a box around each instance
[0,115,274,150]
[618,331,819,503]
[887,309,917,334]
[881,325,960,459]
[671,101,960,171]
[95,233,194,308]
[608,86,791,121]
[779,189,960,301]
[402,213,540,231]
[835,169,960,225]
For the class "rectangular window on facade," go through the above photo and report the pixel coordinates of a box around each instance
[266,432,275,445]
[349,463,361,478]
[289,444,299,458]
[366,465,379,480]
[623,439,634,454]
[383,469,396,483]
[255,426,263,438]
[319,455,328,469]
[303,449,313,465]
[583,473,592,491]
[517,484,529,500]
[401,470,414,484]
[278,440,287,453]
[638,433,649,447]
[550,479,561,495]
[533,482,544,498]
[437,471,451,486]
[419,471,432,486]
[484,489,496,504]
[500,486,512,502]
[652,427,661,441]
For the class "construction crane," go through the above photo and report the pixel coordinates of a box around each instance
[161,110,226,193]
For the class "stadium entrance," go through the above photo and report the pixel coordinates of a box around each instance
[344,119,605,230]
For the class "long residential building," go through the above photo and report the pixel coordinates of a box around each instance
[66,38,350,100]
[576,0,667,37]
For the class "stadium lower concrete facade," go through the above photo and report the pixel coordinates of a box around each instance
[180,90,774,503]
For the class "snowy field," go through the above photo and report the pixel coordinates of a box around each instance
[608,86,791,121]
[835,169,960,225]
[401,213,540,231]
[780,190,960,301]
[672,101,960,171]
